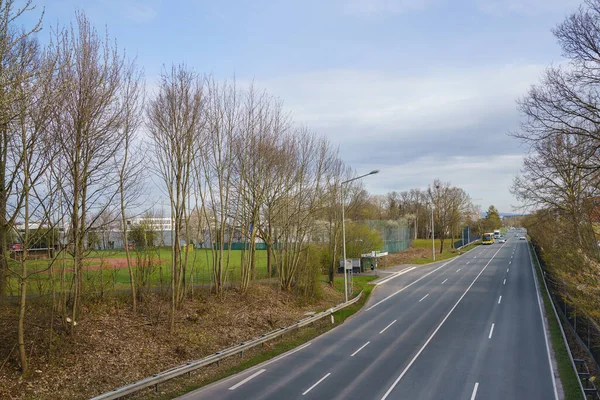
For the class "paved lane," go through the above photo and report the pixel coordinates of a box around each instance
[179,233,558,400]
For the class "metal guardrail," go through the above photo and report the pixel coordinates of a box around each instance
[90,291,364,400]
[456,238,481,251]
[528,243,589,399]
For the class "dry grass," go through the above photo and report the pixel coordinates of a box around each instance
[385,247,431,266]
[0,284,343,399]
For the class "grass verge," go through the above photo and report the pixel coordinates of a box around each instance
[529,242,583,400]
[142,275,378,399]
[407,242,480,265]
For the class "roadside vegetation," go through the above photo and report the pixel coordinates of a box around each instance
[511,0,600,394]
[529,243,583,400]
[0,274,375,400]
[403,239,479,264]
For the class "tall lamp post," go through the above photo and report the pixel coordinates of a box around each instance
[431,202,435,261]
[342,169,380,302]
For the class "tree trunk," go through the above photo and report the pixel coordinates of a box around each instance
[0,128,7,299]
[122,217,136,313]
[0,227,6,299]
[266,241,272,278]
[18,268,27,375]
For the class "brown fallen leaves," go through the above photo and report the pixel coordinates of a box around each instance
[0,283,344,400]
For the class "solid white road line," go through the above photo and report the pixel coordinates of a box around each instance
[503,279,506,285]
[526,242,560,399]
[302,373,331,396]
[351,341,371,357]
[471,382,479,400]
[379,320,397,334]
[380,243,508,400]
[418,294,429,302]
[375,267,417,286]
[498,296,502,304]
[441,279,448,284]
[228,369,266,391]
[191,342,312,395]
[262,342,311,367]
[367,258,459,311]
[489,323,495,339]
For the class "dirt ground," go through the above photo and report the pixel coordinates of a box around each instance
[0,284,343,400]
[384,247,431,266]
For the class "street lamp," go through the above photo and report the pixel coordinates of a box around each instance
[430,183,440,261]
[431,202,435,261]
[341,169,380,302]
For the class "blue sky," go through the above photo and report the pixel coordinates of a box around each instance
[23,0,581,212]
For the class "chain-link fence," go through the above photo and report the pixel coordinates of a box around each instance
[552,285,600,375]
[362,219,413,254]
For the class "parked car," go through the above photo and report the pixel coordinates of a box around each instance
[519,236,526,240]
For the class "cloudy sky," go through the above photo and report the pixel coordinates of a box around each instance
[24,0,581,213]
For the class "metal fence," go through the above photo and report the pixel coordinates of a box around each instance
[531,243,599,399]
[453,234,481,250]
[362,219,412,254]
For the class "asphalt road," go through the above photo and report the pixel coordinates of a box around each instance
[178,232,558,400]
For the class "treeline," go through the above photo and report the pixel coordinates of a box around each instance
[513,0,600,321]
[362,184,499,251]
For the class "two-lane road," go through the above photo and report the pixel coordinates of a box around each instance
[179,235,558,400]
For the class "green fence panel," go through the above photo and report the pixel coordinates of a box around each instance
[361,219,413,254]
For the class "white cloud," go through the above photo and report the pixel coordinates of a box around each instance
[253,64,543,211]
[362,154,525,213]
[258,64,544,140]
[122,1,158,23]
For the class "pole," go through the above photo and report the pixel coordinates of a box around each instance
[341,183,348,303]
[431,204,435,261]
[340,169,379,303]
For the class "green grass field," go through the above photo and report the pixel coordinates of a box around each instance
[5,248,270,297]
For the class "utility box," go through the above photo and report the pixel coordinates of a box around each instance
[338,258,361,273]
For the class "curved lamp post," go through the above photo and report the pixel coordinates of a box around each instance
[341,169,380,302]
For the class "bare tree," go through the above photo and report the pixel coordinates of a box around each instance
[271,131,333,291]
[9,34,59,375]
[117,63,145,313]
[196,77,241,295]
[512,134,599,252]
[428,180,455,253]
[234,88,292,290]
[52,12,132,334]
[0,0,43,299]
[147,64,203,330]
